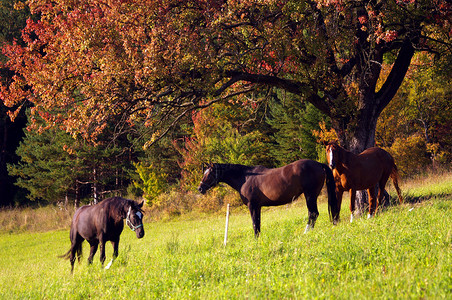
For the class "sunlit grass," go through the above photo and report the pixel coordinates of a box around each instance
[0,205,74,233]
[1,196,451,299]
[0,171,451,298]
[400,171,452,201]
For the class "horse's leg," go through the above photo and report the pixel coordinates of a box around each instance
[304,193,319,234]
[105,238,120,270]
[377,175,390,209]
[336,189,344,221]
[248,203,261,238]
[69,240,79,273]
[99,240,106,267]
[87,242,98,265]
[367,187,378,218]
[69,234,83,273]
[69,244,77,272]
[349,189,356,222]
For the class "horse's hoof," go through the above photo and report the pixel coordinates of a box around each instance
[367,213,373,219]
[304,224,312,234]
[350,214,354,223]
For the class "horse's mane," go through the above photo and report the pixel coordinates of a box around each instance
[214,163,265,178]
[216,163,262,172]
[104,197,137,220]
[215,163,254,170]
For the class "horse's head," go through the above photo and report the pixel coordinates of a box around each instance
[198,163,220,194]
[126,201,145,238]
[324,141,341,169]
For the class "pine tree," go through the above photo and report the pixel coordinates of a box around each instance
[8,125,76,203]
[267,91,329,165]
[8,114,136,205]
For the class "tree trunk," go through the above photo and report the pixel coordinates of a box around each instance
[93,167,99,204]
[75,180,80,209]
[327,38,416,216]
[64,193,69,210]
[333,93,397,214]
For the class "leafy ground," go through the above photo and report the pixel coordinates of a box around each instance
[0,173,451,299]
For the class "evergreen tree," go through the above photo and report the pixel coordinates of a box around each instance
[8,125,76,203]
[267,91,329,165]
[8,114,136,205]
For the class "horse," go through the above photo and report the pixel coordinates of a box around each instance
[60,197,145,273]
[323,141,404,222]
[198,160,340,237]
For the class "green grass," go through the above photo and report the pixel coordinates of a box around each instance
[401,171,452,202]
[0,197,451,299]
[1,172,451,299]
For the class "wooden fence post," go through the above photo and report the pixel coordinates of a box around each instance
[224,204,230,246]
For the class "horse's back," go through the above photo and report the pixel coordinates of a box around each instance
[251,159,325,205]
[71,204,103,242]
[263,159,322,180]
[359,147,395,169]
[72,205,92,227]
[293,159,326,189]
[346,147,395,189]
[292,159,324,171]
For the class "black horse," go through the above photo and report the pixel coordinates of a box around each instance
[198,160,339,237]
[60,197,145,273]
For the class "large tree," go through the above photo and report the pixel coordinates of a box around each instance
[1,0,451,153]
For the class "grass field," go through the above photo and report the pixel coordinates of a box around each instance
[0,174,451,299]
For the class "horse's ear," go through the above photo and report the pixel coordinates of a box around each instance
[321,140,329,146]
[138,200,144,208]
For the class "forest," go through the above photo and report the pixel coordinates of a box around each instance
[0,0,451,209]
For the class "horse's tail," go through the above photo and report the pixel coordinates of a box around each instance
[321,164,340,224]
[59,227,83,261]
[390,164,404,204]
[58,249,71,260]
[58,242,82,260]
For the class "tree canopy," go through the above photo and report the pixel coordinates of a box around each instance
[0,0,451,207]
[1,0,450,152]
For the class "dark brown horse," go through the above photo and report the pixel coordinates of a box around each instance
[60,197,145,273]
[324,141,403,221]
[198,160,340,237]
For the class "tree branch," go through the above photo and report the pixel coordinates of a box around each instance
[145,87,256,148]
[223,70,331,114]
[375,39,415,113]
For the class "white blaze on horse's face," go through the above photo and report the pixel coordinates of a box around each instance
[136,211,143,220]
[203,168,215,185]
[328,147,334,168]
[198,167,217,194]
[201,168,211,184]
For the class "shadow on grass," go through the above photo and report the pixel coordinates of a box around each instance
[402,192,452,204]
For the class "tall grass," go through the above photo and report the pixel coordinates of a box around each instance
[400,170,452,202]
[2,170,450,233]
[0,205,74,233]
[0,172,451,299]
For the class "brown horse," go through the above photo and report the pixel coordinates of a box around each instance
[324,141,403,221]
[60,197,145,273]
[198,160,340,237]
